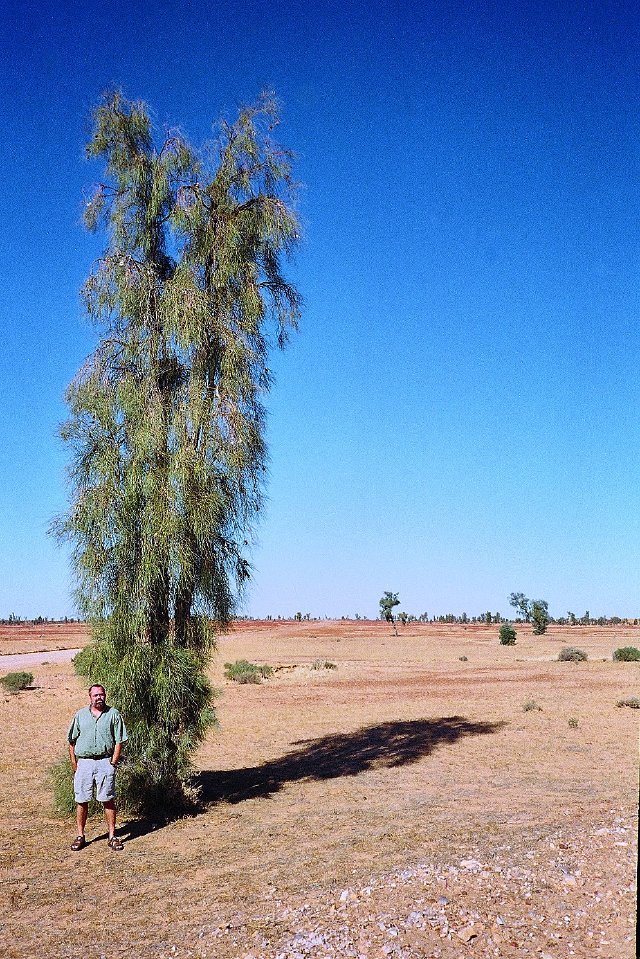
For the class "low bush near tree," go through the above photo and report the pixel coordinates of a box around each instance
[224,660,273,683]
[311,659,337,670]
[558,647,588,662]
[612,646,640,662]
[0,671,33,694]
[499,624,517,646]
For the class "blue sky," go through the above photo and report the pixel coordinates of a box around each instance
[1,0,638,620]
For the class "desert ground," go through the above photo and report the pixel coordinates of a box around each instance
[0,620,637,958]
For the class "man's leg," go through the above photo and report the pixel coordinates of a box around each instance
[76,801,88,836]
[103,800,116,839]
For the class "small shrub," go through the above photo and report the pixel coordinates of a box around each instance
[224,660,273,684]
[0,671,33,694]
[523,700,542,712]
[499,624,517,646]
[612,646,640,662]
[558,647,588,662]
[311,659,337,670]
[616,696,640,709]
[458,655,468,662]
[568,717,579,728]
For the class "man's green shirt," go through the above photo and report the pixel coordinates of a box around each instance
[67,705,128,758]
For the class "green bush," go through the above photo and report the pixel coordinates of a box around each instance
[224,660,273,683]
[558,646,588,662]
[49,754,102,818]
[499,624,517,646]
[616,696,640,709]
[49,752,198,820]
[612,646,640,662]
[0,671,33,694]
[568,717,579,728]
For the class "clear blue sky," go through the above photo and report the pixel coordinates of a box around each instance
[1,0,638,620]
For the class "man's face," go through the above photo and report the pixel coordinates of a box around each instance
[89,686,106,711]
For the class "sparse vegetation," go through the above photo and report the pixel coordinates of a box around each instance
[311,659,337,670]
[568,717,579,728]
[616,696,640,709]
[523,699,542,712]
[459,655,468,661]
[0,671,33,694]
[499,623,517,646]
[612,646,640,662]
[224,660,273,683]
[558,647,588,662]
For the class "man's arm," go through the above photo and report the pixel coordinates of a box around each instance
[111,741,123,766]
[69,742,78,772]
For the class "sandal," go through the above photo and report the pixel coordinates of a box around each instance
[70,835,86,851]
[107,836,124,851]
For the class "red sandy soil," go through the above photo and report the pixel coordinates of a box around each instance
[0,621,637,958]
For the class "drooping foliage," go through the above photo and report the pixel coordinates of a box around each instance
[54,90,300,813]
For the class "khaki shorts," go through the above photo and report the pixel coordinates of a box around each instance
[74,757,116,803]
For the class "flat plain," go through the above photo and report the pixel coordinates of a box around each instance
[0,620,637,958]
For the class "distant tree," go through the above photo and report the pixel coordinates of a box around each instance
[508,592,530,621]
[398,611,408,626]
[530,600,550,635]
[53,90,300,814]
[294,612,302,621]
[581,610,590,625]
[379,591,400,635]
[485,611,492,624]
[567,611,576,626]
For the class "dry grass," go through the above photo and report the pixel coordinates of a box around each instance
[0,621,637,958]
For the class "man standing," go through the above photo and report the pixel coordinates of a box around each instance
[67,684,128,851]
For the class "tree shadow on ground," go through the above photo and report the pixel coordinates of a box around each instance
[196,715,506,806]
[120,716,505,842]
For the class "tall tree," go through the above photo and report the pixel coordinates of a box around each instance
[508,591,530,622]
[530,599,550,635]
[54,90,301,813]
[379,591,400,635]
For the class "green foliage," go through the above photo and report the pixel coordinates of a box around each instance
[52,90,300,815]
[530,600,550,635]
[499,623,517,646]
[508,592,550,633]
[0,671,33,693]
[612,646,640,662]
[508,592,530,621]
[558,646,588,662]
[311,659,337,670]
[379,591,400,634]
[616,696,640,709]
[522,700,542,712]
[224,659,273,683]
[568,717,579,728]
[49,754,102,818]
